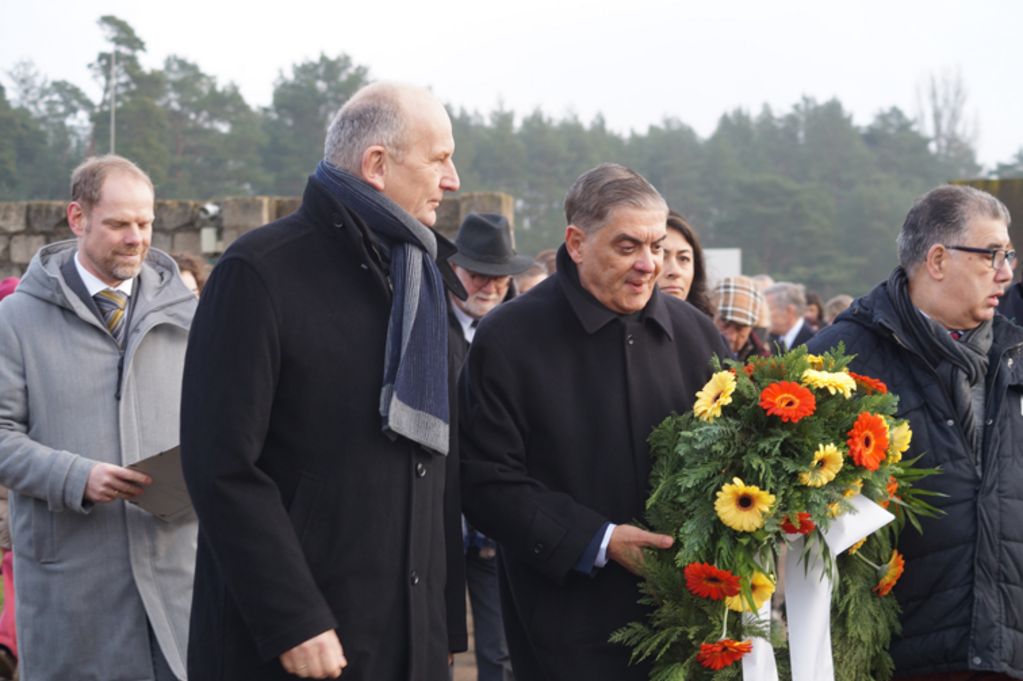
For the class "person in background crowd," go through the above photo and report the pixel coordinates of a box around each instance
[824,293,853,325]
[809,184,1021,680]
[996,272,1023,324]
[751,274,775,343]
[765,281,815,351]
[460,163,729,681]
[804,291,825,331]
[513,261,547,295]
[0,155,197,681]
[171,252,208,297]
[180,82,467,681]
[656,210,714,317]
[0,276,18,680]
[447,211,532,681]
[713,275,771,361]
[535,248,557,275]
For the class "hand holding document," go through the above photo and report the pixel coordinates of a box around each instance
[127,446,193,521]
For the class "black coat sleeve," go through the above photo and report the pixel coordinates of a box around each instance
[180,256,337,661]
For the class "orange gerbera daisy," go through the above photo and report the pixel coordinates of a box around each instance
[759,381,816,423]
[880,476,900,509]
[847,412,890,471]
[849,371,888,395]
[780,512,815,535]
[684,562,741,601]
[696,639,754,670]
[874,550,905,596]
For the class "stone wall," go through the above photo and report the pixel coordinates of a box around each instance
[0,192,513,278]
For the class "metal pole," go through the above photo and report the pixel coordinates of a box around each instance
[109,48,117,154]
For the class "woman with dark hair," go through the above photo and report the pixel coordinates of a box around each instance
[171,252,209,297]
[804,291,826,331]
[657,210,714,317]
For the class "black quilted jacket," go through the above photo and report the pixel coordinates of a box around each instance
[809,278,1023,678]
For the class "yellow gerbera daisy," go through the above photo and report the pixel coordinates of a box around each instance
[799,443,844,487]
[848,537,868,555]
[714,478,775,532]
[887,421,912,463]
[806,354,825,370]
[726,571,776,612]
[844,478,863,498]
[801,369,857,399]
[694,370,737,423]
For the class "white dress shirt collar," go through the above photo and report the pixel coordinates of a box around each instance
[782,316,805,351]
[74,252,134,298]
[450,301,479,344]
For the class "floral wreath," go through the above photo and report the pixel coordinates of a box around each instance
[612,346,940,680]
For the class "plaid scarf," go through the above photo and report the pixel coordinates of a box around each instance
[313,161,450,455]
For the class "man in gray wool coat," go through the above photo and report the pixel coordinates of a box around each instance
[0,155,197,681]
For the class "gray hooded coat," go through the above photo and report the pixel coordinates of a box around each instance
[0,240,197,681]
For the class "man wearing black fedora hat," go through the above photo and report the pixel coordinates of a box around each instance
[448,211,531,681]
[448,212,533,367]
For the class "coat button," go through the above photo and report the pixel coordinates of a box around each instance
[410,570,420,586]
[415,462,427,478]
[972,656,982,665]
[532,542,545,554]
[986,419,994,426]
[627,335,635,346]
[946,419,955,427]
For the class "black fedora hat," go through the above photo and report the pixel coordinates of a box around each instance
[450,213,534,276]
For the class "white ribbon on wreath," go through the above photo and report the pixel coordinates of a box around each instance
[741,494,895,681]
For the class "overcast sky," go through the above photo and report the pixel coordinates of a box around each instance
[1,0,1019,169]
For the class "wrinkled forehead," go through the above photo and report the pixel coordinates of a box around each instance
[596,204,668,238]
[962,216,1011,247]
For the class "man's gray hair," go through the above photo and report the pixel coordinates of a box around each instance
[71,155,153,212]
[765,282,807,314]
[896,184,1011,270]
[564,163,667,234]
[323,82,411,173]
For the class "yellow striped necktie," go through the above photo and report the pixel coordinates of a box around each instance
[94,289,128,345]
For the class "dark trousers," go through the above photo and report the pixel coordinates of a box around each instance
[467,546,514,681]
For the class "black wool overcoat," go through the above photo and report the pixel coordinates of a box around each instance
[181,179,466,681]
[459,247,729,681]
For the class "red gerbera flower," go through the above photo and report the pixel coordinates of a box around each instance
[744,363,755,378]
[780,512,815,535]
[847,412,890,471]
[849,371,888,395]
[684,562,741,601]
[696,639,754,670]
[759,381,816,423]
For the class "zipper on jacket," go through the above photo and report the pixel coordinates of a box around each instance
[115,351,125,401]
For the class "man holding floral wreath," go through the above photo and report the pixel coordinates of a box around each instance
[809,184,1023,680]
[459,163,729,680]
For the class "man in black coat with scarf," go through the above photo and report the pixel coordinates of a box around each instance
[460,163,730,681]
[181,82,467,681]
[809,185,1023,680]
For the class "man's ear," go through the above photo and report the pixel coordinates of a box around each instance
[564,225,586,264]
[360,145,388,191]
[67,202,86,238]
[924,243,947,281]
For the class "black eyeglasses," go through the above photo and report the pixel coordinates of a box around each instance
[945,245,1018,270]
